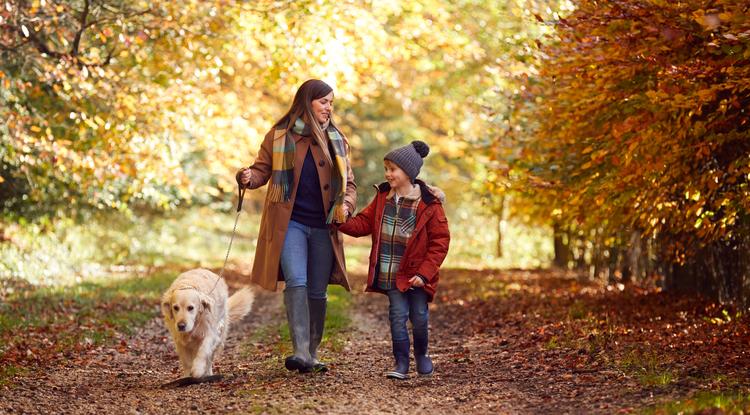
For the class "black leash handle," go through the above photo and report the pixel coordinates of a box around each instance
[236,168,248,212]
[237,185,246,212]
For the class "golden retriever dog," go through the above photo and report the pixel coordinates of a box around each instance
[161,268,254,379]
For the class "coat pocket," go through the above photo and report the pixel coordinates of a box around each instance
[256,208,274,241]
[405,258,421,271]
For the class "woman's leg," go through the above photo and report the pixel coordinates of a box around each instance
[386,289,410,379]
[408,288,433,375]
[280,220,309,289]
[306,226,335,370]
[306,227,334,300]
[279,220,313,372]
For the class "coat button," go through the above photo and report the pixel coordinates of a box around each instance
[312,140,318,146]
[318,160,325,167]
[323,184,330,191]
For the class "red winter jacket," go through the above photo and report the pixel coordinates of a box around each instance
[338,180,450,302]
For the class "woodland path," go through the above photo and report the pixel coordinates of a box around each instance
[2,268,748,414]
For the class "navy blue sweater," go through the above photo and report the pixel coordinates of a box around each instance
[291,148,327,228]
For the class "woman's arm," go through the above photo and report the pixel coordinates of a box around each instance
[237,129,275,189]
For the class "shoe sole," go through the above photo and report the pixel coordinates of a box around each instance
[385,371,408,380]
[285,357,312,373]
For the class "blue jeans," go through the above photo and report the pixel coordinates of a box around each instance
[386,288,429,343]
[279,220,334,300]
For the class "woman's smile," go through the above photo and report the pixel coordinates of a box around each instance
[312,92,334,124]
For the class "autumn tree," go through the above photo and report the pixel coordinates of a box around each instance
[2,0,547,223]
[499,0,750,303]
[0,0,249,220]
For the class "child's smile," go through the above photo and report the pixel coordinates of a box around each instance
[384,160,411,189]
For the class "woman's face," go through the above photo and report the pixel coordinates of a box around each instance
[311,92,334,124]
[384,160,411,189]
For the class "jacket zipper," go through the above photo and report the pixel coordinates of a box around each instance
[370,193,384,291]
[385,195,402,287]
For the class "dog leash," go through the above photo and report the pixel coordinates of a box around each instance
[208,180,247,295]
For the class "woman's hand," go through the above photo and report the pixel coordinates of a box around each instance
[237,168,253,188]
[408,275,426,288]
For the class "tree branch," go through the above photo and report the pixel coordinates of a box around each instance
[22,25,64,58]
[70,0,90,57]
[102,44,116,66]
[84,8,153,30]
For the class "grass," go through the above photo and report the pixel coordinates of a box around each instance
[0,268,175,384]
[444,204,554,270]
[544,336,561,350]
[320,286,354,353]
[618,347,677,387]
[0,364,27,387]
[0,206,261,286]
[567,300,590,320]
[0,206,265,385]
[645,391,750,414]
[239,285,353,370]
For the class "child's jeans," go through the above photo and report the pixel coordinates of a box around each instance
[386,288,429,343]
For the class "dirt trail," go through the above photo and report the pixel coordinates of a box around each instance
[2,268,747,414]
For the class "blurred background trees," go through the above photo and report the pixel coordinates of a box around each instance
[2,0,749,305]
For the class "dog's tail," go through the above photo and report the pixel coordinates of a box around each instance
[227,287,255,324]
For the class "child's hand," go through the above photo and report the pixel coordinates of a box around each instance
[408,275,425,288]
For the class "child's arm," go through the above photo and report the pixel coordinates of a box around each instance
[337,196,377,237]
[415,205,451,283]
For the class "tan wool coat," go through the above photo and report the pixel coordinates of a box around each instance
[241,125,357,291]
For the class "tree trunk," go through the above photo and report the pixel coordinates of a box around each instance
[553,222,569,268]
[496,196,505,258]
[608,245,620,285]
[664,229,750,307]
[575,235,588,272]
[622,229,642,284]
[592,230,603,280]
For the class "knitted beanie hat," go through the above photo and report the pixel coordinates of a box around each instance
[384,140,430,182]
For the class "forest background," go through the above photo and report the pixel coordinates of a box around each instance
[2,1,750,413]
[3,0,748,303]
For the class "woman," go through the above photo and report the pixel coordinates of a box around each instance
[236,79,356,373]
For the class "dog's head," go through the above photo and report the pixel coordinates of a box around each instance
[161,287,212,333]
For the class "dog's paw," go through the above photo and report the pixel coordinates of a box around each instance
[190,362,210,378]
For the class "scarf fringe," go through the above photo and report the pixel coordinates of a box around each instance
[267,181,290,203]
[325,127,348,224]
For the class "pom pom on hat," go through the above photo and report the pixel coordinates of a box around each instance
[411,140,430,158]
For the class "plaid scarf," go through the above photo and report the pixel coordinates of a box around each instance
[268,118,348,224]
[377,188,421,290]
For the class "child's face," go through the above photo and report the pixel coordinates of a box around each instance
[384,160,411,188]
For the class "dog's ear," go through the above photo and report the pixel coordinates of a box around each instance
[199,292,213,313]
[161,292,173,320]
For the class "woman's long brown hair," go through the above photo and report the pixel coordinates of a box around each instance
[274,79,337,164]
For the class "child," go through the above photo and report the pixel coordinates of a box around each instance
[338,140,450,379]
